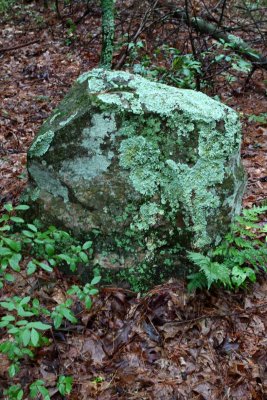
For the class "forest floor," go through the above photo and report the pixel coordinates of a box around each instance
[0,3,267,399]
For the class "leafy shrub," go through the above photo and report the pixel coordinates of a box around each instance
[187,205,267,290]
[0,203,101,398]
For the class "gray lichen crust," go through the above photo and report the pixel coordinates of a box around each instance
[26,68,246,279]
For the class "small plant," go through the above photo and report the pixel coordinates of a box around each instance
[57,375,73,396]
[248,112,267,124]
[187,205,267,290]
[51,298,77,329]
[68,274,101,309]
[65,18,77,46]
[29,380,50,400]
[92,376,105,384]
[3,384,23,400]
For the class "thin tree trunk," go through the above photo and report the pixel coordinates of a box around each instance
[100,0,115,69]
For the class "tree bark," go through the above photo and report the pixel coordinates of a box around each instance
[100,0,115,69]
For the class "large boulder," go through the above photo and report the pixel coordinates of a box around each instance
[25,68,246,280]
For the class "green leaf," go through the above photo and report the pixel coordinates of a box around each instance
[4,203,13,212]
[85,296,92,309]
[88,288,98,295]
[62,308,77,324]
[57,375,73,395]
[188,252,230,288]
[22,329,31,346]
[8,363,19,378]
[10,216,25,223]
[82,241,93,250]
[27,321,51,330]
[0,315,15,323]
[0,225,11,231]
[16,320,29,326]
[38,262,53,273]
[79,251,88,263]
[3,237,21,252]
[32,298,40,308]
[0,246,12,256]
[15,204,30,211]
[91,275,101,285]
[18,389,24,400]
[9,253,22,272]
[0,214,9,223]
[22,230,35,238]
[38,384,50,400]
[27,224,38,232]
[4,273,15,282]
[0,301,15,311]
[67,285,79,295]
[27,260,37,275]
[20,296,31,306]
[18,307,34,317]
[53,314,63,329]
[45,244,55,256]
[31,328,40,346]
[58,254,72,264]
[0,341,12,352]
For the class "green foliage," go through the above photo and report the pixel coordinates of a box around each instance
[29,380,50,400]
[132,45,202,89]
[0,204,94,287]
[3,384,23,400]
[68,274,101,309]
[0,0,15,13]
[0,204,100,398]
[248,112,267,124]
[188,205,267,290]
[57,375,73,396]
[65,18,77,46]
[51,298,77,329]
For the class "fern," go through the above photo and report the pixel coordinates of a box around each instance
[187,252,230,289]
[187,205,267,290]
[187,272,207,291]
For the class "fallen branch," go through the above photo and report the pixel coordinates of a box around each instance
[156,1,267,70]
[170,7,267,70]
[0,39,40,53]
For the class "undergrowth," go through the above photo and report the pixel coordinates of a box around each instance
[188,205,267,291]
[0,203,101,399]
[0,203,266,398]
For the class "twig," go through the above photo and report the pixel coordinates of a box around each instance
[0,40,40,53]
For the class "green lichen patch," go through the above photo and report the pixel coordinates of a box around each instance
[29,130,55,158]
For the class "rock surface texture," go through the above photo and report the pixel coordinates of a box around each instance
[26,68,246,279]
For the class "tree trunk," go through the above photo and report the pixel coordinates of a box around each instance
[100,0,115,69]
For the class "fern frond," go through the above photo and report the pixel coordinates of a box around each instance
[188,252,230,288]
[187,272,207,292]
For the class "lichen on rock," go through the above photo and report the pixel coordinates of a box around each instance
[25,68,246,285]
